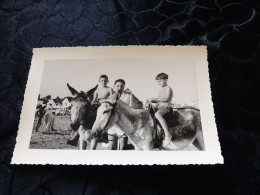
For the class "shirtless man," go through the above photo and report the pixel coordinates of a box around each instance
[146,73,173,148]
[92,75,113,104]
[107,79,143,150]
[108,79,128,150]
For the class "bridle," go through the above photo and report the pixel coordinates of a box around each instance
[72,97,93,129]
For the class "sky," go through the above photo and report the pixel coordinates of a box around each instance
[39,59,198,104]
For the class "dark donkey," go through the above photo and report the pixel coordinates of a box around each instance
[67,83,100,150]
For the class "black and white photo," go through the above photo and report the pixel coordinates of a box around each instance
[12,46,223,165]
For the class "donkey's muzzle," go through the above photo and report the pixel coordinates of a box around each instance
[91,130,102,139]
[70,123,80,131]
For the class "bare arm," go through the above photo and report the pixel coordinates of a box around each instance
[92,90,98,102]
[109,88,113,96]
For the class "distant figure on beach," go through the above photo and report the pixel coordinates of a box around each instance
[43,109,55,133]
[35,104,47,132]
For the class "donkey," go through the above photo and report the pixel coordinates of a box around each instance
[91,93,205,151]
[67,83,100,150]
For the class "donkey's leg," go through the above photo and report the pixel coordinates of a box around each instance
[143,142,153,150]
[142,128,155,150]
[83,141,87,150]
[79,137,87,150]
[130,140,142,150]
[193,128,205,150]
[134,146,142,150]
[90,138,98,150]
[78,128,87,150]
[127,135,142,150]
[143,138,154,150]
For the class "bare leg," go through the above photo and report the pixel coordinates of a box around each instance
[193,128,205,150]
[108,135,117,150]
[118,137,128,150]
[155,112,172,145]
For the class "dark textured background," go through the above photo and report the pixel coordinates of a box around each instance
[0,0,259,194]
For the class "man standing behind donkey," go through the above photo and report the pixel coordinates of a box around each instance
[35,104,47,132]
[108,79,143,150]
[107,79,128,150]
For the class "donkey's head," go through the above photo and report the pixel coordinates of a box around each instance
[67,83,97,131]
[91,92,121,138]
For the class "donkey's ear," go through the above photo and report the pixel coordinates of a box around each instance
[107,92,121,104]
[86,85,98,97]
[85,85,98,101]
[67,83,79,97]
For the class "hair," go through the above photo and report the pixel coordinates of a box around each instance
[155,73,168,80]
[36,105,42,109]
[114,79,125,85]
[99,75,108,80]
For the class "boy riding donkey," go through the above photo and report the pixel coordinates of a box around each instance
[67,75,113,146]
[146,73,175,149]
[92,75,113,104]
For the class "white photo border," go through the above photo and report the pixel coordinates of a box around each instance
[11,46,223,165]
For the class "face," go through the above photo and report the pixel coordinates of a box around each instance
[70,99,85,131]
[114,81,125,94]
[91,102,115,138]
[99,78,108,87]
[156,79,167,87]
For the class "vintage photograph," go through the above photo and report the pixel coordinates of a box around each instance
[12,46,223,165]
[30,59,203,151]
